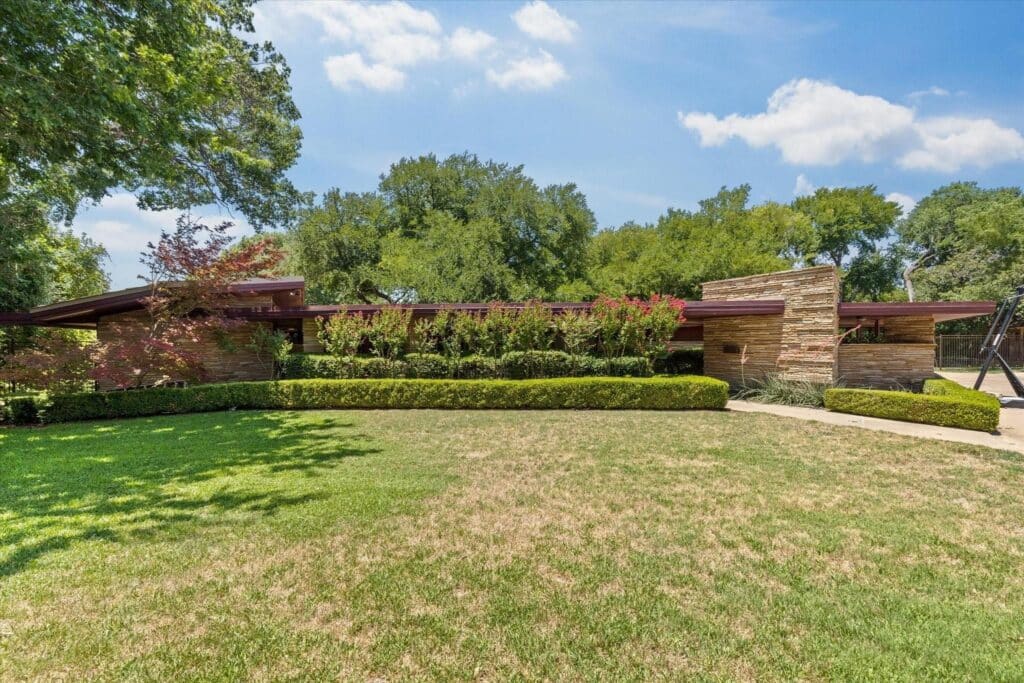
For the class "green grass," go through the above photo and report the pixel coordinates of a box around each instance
[1,410,1023,680]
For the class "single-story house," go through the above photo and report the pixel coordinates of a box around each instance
[0,266,995,389]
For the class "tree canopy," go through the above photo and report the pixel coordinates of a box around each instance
[791,186,902,300]
[288,153,596,304]
[585,186,811,299]
[0,0,304,229]
[899,182,1024,305]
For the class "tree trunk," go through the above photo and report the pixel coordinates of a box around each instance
[902,250,933,302]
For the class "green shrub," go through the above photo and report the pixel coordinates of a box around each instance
[8,397,38,425]
[502,350,573,379]
[453,355,501,380]
[824,380,999,432]
[39,376,729,423]
[404,353,452,379]
[603,356,654,377]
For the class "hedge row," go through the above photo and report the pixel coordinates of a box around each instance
[824,379,1000,432]
[279,351,654,381]
[15,376,729,424]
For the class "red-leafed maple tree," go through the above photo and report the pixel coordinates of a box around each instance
[1,216,286,392]
[90,217,285,389]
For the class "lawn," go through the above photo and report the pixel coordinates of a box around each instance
[1,410,1023,680]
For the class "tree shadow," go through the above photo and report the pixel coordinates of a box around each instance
[0,411,381,578]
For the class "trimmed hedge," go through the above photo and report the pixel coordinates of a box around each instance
[824,379,1000,432]
[33,376,728,424]
[279,351,654,381]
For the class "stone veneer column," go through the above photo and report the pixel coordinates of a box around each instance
[701,266,840,386]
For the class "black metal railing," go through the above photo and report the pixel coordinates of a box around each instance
[936,334,1024,369]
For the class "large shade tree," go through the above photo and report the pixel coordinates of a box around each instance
[585,186,812,299]
[0,0,304,229]
[791,186,902,301]
[899,182,1024,306]
[289,153,596,303]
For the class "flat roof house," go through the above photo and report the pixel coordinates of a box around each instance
[0,266,994,390]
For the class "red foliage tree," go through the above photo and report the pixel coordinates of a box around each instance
[89,217,285,389]
[1,216,286,392]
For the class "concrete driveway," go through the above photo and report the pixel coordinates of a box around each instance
[939,370,1024,452]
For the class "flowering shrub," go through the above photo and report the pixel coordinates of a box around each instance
[555,310,596,357]
[506,301,553,352]
[319,313,366,357]
[591,294,686,357]
[365,306,412,359]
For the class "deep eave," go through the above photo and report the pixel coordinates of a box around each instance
[226,299,788,321]
[838,301,996,324]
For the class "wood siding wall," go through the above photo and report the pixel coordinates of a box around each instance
[302,317,326,353]
[95,307,275,390]
[701,266,840,386]
[838,343,937,388]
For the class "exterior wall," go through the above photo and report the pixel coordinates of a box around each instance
[836,315,936,388]
[302,317,326,353]
[701,266,839,386]
[882,316,935,343]
[838,344,936,389]
[95,310,274,389]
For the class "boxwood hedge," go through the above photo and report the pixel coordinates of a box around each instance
[30,376,728,424]
[279,351,654,381]
[824,379,1000,432]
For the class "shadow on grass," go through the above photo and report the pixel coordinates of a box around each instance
[0,411,380,578]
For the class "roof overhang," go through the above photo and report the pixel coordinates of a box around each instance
[2,277,306,328]
[838,301,996,324]
[225,298,787,321]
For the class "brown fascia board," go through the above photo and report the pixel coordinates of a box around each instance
[839,301,996,323]
[24,277,306,325]
[227,299,787,320]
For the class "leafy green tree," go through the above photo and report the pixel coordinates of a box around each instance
[792,186,901,300]
[587,186,811,299]
[0,0,304,228]
[288,154,596,303]
[900,182,1024,307]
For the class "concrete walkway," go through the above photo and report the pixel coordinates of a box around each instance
[728,400,1024,453]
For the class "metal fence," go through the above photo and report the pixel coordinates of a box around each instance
[936,334,1024,369]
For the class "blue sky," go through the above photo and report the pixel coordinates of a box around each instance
[74,0,1024,288]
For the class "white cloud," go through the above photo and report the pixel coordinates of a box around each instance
[512,1,579,43]
[281,1,442,64]
[885,192,917,216]
[448,27,496,60]
[908,85,950,100]
[679,78,1024,172]
[793,173,816,197]
[324,53,405,92]
[71,193,249,288]
[901,116,1024,172]
[486,50,568,91]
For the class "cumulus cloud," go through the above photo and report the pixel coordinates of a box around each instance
[679,78,1024,172]
[885,192,917,216]
[448,27,496,60]
[72,194,248,288]
[512,1,579,43]
[257,1,571,94]
[324,53,405,91]
[486,50,568,91]
[283,0,442,64]
[793,173,816,197]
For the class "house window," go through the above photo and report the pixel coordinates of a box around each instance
[723,343,741,354]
